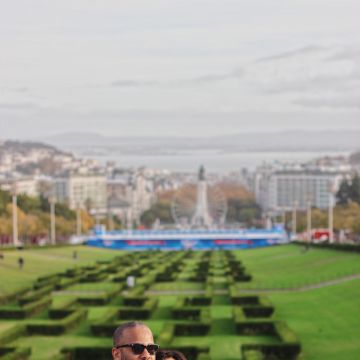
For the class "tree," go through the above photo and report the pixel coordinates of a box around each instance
[0,189,11,216]
[17,193,41,213]
[226,198,261,227]
[140,202,172,228]
[336,179,350,205]
[349,173,360,204]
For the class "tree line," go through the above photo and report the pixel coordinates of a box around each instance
[0,189,94,243]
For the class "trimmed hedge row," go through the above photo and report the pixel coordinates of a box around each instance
[61,347,111,360]
[0,287,31,306]
[118,298,158,320]
[231,295,274,318]
[157,322,211,349]
[0,347,31,360]
[33,275,60,290]
[18,284,54,306]
[77,286,123,306]
[26,308,88,335]
[0,325,27,346]
[0,297,52,319]
[240,321,301,359]
[90,308,118,336]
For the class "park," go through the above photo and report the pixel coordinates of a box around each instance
[0,243,359,359]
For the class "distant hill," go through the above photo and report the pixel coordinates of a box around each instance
[38,130,360,153]
[0,140,60,154]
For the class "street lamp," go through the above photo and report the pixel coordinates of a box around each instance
[307,199,312,243]
[76,203,82,236]
[12,182,19,247]
[49,195,56,245]
[292,200,298,240]
[328,181,336,244]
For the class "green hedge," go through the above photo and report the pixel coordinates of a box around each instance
[241,321,301,359]
[0,297,52,319]
[118,298,158,320]
[184,296,212,306]
[0,287,30,306]
[243,306,274,318]
[171,346,209,360]
[231,295,259,305]
[0,325,27,346]
[26,308,88,335]
[123,296,148,306]
[172,308,201,321]
[242,344,300,360]
[75,286,123,306]
[0,347,31,360]
[33,275,60,290]
[79,271,108,283]
[243,350,264,360]
[174,323,210,336]
[157,323,174,346]
[235,320,275,336]
[18,284,54,306]
[55,276,82,290]
[90,308,119,336]
[61,347,111,360]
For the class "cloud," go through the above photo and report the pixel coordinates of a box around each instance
[263,72,360,94]
[293,96,360,110]
[249,45,360,98]
[178,68,243,85]
[111,80,159,87]
[256,45,328,63]
[326,47,360,62]
[110,68,243,88]
[0,102,37,110]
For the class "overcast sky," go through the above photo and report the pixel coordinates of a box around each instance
[0,0,359,139]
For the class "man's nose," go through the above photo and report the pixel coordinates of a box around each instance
[140,348,152,359]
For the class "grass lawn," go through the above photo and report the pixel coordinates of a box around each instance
[268,278,360,360]
[0,246,122,296]
[236,244,360,289]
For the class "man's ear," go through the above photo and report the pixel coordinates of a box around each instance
[112,347,122,360]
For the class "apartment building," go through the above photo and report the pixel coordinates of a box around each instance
[53,172,107,211]
[254,164,350,212]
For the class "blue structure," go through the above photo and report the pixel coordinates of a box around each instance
[86,227,288,251]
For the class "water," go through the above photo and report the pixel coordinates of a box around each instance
[70,147,349,173]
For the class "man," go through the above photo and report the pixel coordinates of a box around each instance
[112,321,159,360]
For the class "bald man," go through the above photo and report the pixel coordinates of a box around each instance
[112,322,159,360]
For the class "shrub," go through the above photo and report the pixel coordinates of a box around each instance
[118,298,158,320]
[235,320,275,336]
[174,323,210,336]
[231,295,259,305]
[157,323,175,346]
[0,325,27,346]
[0,297,51,319]
[18,285,54,306]
[26,308,87,335]
[61,347,111,360]
[0,347,31,360]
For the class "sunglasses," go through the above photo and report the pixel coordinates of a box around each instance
[115,343,159,355]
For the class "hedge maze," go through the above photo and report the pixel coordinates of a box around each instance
[0,250,301,360]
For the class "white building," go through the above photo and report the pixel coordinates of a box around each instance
[0,177,40,197]
[54,173,107,211]
[254,164,350,212]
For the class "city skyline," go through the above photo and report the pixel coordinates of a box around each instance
[1,1,359,139]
